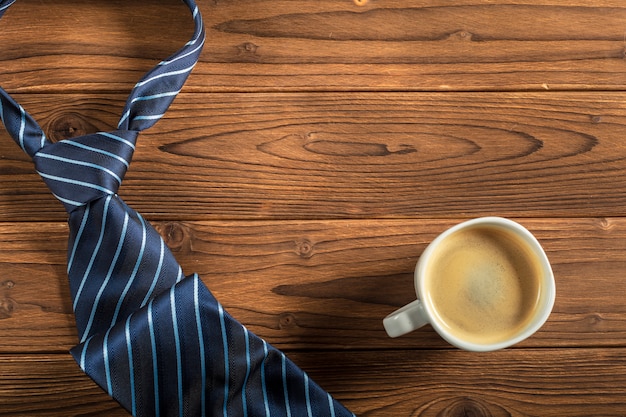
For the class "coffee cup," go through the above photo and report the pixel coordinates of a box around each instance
[383,217,555,351]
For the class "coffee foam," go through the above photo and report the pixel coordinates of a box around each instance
[426,226,541,345]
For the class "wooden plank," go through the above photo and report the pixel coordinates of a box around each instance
[303,348,626,416]
[0,0,193,94]
[2,348,626,416]
[0,354,129,416]
[1,1,626,93]
[2,91,626,221]
[1,218,625,353]
[2,1,624,415]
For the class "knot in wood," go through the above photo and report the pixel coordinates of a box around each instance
[596,217,614,231]
[47,112,98,142]
[585,313,603,328]
[237,42,260,60]
[158,222,188,251]
[243,42,257,52]
[2,280,15,289]
[0,298,15,319]
[278,312,298,329]
[295,238,314,258]
[437,397,500,417]
[450,30,474,41]
[590,115,602,124]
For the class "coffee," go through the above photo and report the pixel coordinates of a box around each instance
[425,225,542,345]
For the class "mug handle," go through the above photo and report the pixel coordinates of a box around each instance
[383,299,430,337]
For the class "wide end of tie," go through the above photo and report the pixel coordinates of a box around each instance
[70,273,355,417]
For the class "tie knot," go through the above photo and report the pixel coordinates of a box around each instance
[33,130,138,212]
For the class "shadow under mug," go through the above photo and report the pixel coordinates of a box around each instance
[383,217,555,352]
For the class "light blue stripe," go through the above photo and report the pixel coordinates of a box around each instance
[161,36,205,65]
[193,275,206,416]
[242,327,251,417]
[131,113,162,121]
[169,286,184,416]
[187,29,204,46]
[131,90,180,103]
[147,301,160,416]
[133,114,164,121]
[111,214,147,326]
[67,204,90,274]
[304,374,312,417]
[0,0,15,12]
[118,110,131,129]
[40,132,46,149]
[141,238,165,307]
[103,328,113,396]
[79,337,91,371]
[219,304,229,417]
[80,213,129,342]
[261,341,270,417]
[167,29,202,60]
[327,393,336,417]
[36,152,122,184]
[176,267,184,283]
[125,316,137,416]
[282,353,291,417]
[99,131,136,150]
[18,105,26,152]
[73,195,112,313]
[38,171,114,195]
[135,63,196,88]
[52,192,83,207]
[64,140,130,167]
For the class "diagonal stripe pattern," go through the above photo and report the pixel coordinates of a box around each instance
[0,1,356,416]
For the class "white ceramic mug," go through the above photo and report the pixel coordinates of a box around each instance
[383,217,555,352]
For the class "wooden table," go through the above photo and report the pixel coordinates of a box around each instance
[1,0,626,415]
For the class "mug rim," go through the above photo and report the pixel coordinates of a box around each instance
[415,216,556,352]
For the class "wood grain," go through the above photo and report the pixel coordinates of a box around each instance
[1,218,625,353]
[2,0,626,415]
[0,355,129,416]
[1,1,626,93]
[2,92,626,221]
[2,348,626,416]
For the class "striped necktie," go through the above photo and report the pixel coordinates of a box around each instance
[0,1,355,416]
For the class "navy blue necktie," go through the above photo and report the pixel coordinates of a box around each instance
[0,1,355,416]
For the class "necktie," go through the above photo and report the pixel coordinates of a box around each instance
[0,1,356,416]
